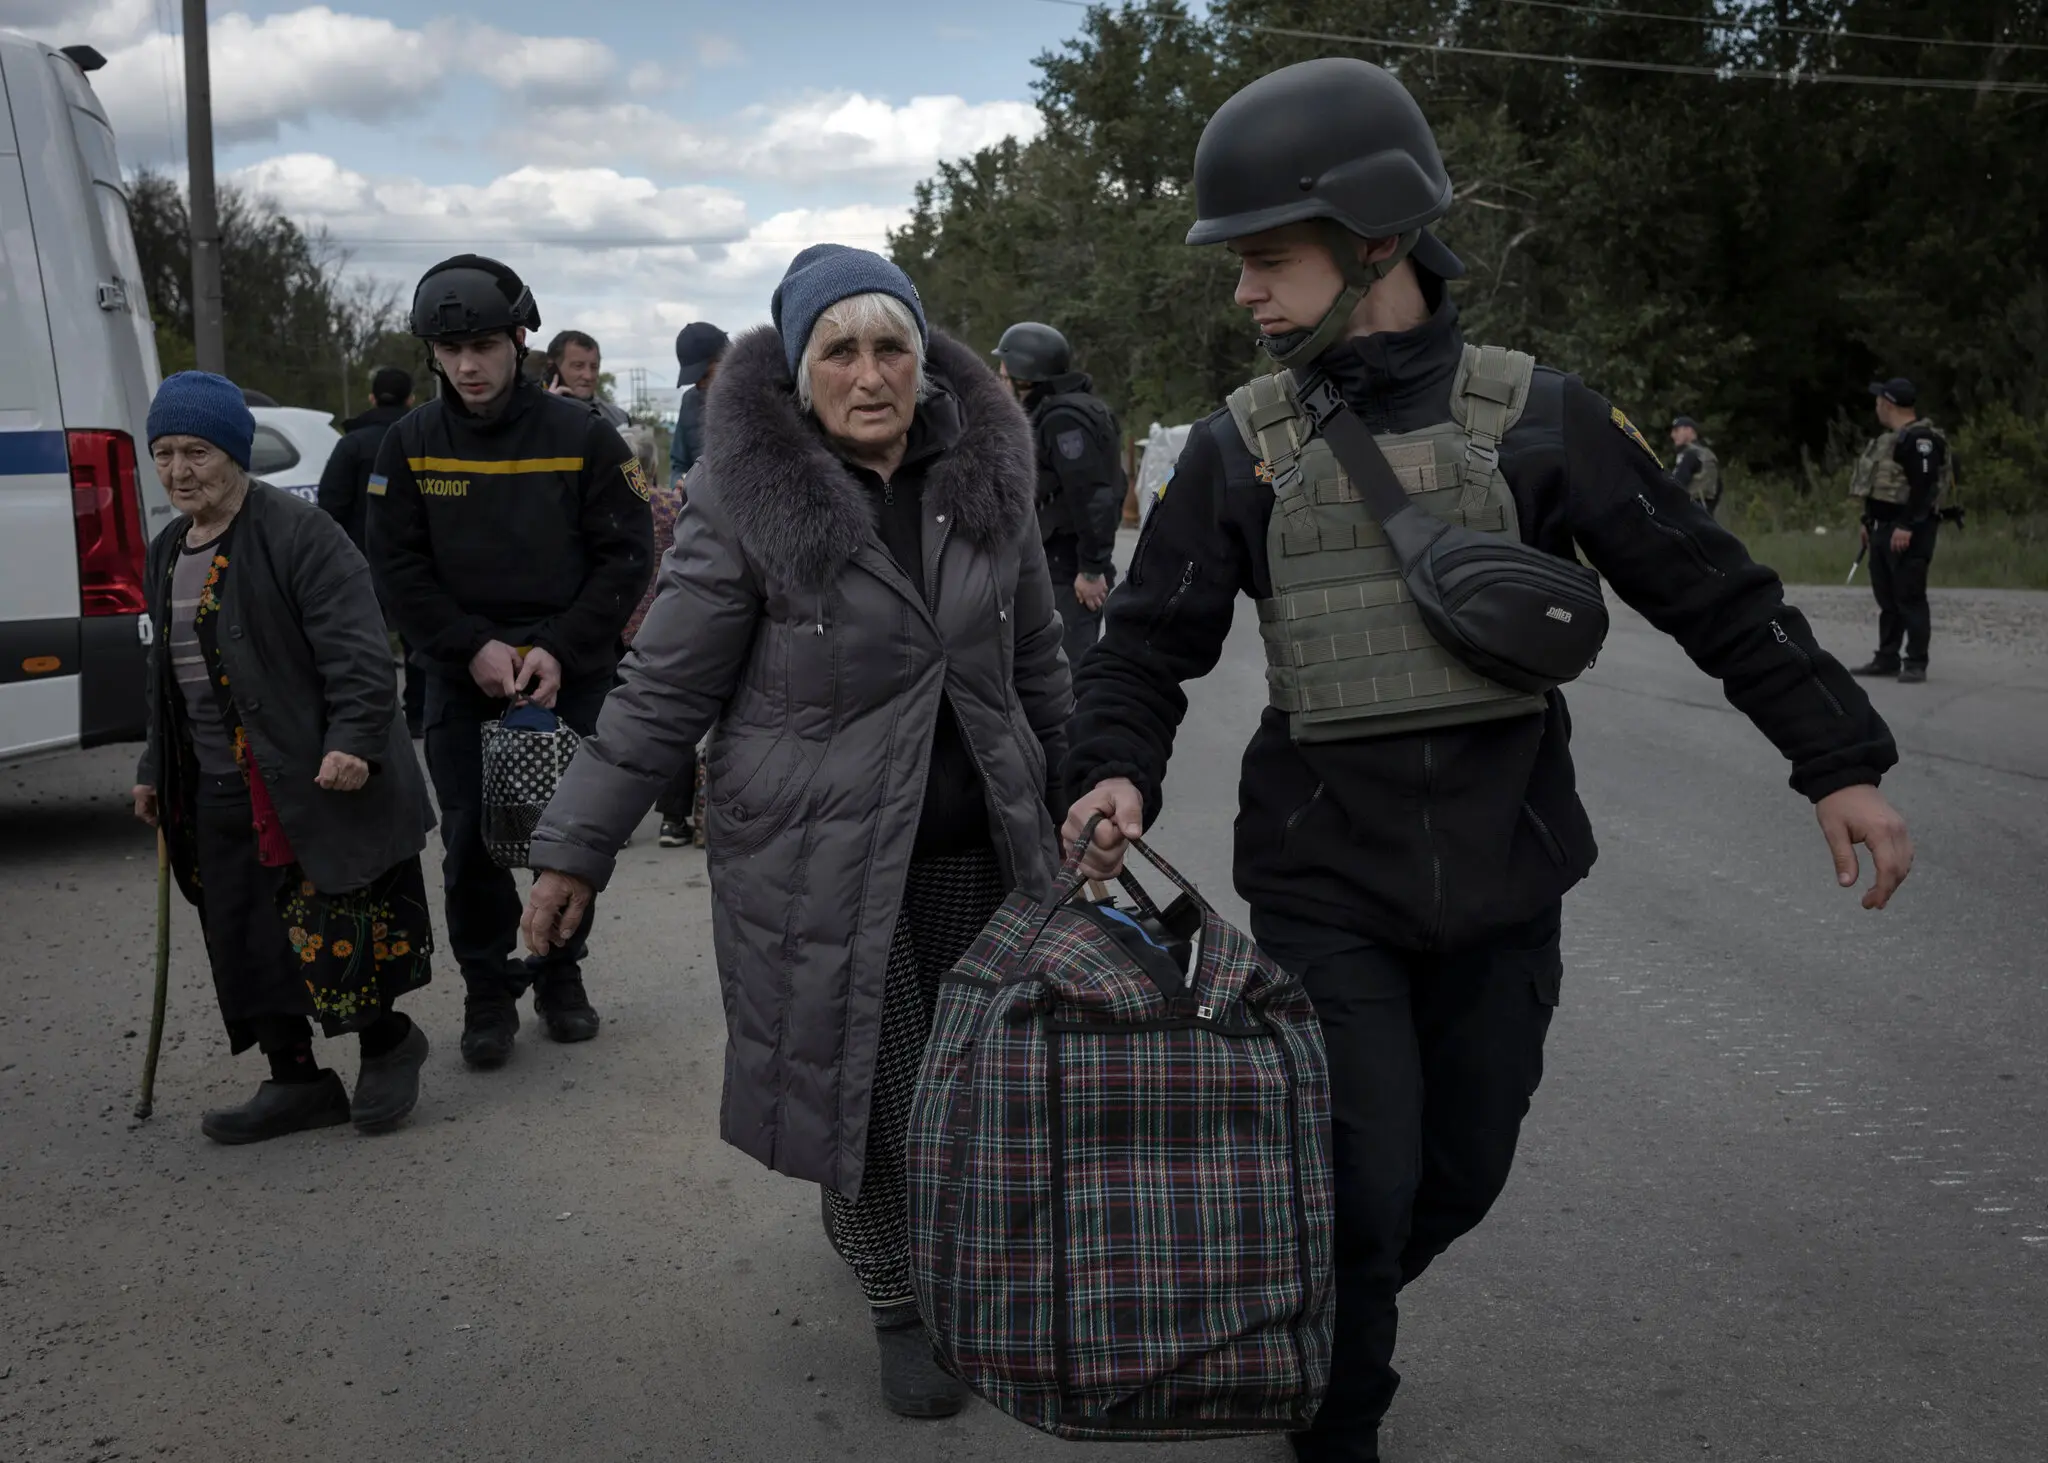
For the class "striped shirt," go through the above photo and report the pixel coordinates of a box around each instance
[169,541,239,775]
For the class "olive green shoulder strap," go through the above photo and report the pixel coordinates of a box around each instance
[1226,370,1310,501]
[1447,344,1535,513]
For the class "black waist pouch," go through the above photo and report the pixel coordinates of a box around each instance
[1299,375,1609,694]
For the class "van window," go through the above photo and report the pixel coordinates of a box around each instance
[249,426,301,477]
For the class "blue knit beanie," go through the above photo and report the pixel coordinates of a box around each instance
[770,244,928,377]
[147,371,256,469]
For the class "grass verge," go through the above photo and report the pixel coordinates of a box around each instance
[1729,510,2048,590]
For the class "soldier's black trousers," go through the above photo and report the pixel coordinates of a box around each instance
[1868,517,1938,668]
[1043,533,1115,677]
[1253,904,1563,1463]
[423,671,611,1001]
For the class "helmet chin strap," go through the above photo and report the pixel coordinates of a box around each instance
[1260,225,1422,371]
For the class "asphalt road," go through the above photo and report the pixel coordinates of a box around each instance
[3,580,2043,1463]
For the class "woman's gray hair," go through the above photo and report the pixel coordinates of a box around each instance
[794,292,930,412]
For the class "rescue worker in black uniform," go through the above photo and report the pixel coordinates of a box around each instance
[369,256,653,1069]
[992,322,1125,671]
[1060,60,1917,1462]
[1850,377,1950,684]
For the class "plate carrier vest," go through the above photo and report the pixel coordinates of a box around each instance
[1228,344,1551,744]
[1850,422,1952,508]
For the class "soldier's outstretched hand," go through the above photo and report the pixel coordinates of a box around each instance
[1815,785,1914,910]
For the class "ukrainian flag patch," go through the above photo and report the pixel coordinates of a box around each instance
[366,473,388,497]
[1610,406,1663,467]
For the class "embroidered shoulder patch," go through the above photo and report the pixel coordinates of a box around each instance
[620,456,653,501]
[366,473,388,497]
[1056,428,1086,462]
[1611,406,1663,467]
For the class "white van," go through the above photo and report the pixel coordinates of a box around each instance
[0,34,165,764]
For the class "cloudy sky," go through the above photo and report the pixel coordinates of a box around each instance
[11,0,1089,411]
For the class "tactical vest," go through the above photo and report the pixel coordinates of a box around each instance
[1850,422,1951,506]
[1228,345,1550,744]
[1684,441,1721,506]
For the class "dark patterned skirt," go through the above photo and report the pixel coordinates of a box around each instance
[192,773,433,1049]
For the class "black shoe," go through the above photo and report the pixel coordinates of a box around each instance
[352,1022,429,1132]
[1898,664,1927,684]
[875,1316,965,1419]
[658,819,692,848]
[535,977,601,1043]
[461,995,519,1069]
[201,1072,351,1145]
[1851,657,1900,677]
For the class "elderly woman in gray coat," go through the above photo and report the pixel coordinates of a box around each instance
[522,247,1070,1417]
[133,372,437,1146]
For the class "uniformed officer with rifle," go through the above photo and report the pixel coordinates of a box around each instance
[992,321,1126,670]
[1669,414,1722,517]
[1849,377,1952,684]
[369,255,652,1070]
[1060,59,1916,1463]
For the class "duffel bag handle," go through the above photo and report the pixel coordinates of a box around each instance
[1025,814,1216,954]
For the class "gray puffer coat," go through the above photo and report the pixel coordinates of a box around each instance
[529,327,1072,1197]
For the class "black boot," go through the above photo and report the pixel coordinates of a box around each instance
[352,1021,429,1132]
[1898,662,1928,684]
[535,975,601,1043]
[461,994,520,1069]
[875,1308,966,1419]
[201,1072,351,1145]
[1851,656,1900,677]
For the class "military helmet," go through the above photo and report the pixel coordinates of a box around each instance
[991,322,1071,382]
[409,254,541,341]
[1188,59,1465,368]
[1188,58,1456,260]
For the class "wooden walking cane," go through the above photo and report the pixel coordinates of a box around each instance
[134,828,171,1121]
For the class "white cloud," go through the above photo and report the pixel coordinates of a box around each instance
[9,0,154,51]
[696,35,743,70]
[45,6,638,163]
[517,91,1041,184]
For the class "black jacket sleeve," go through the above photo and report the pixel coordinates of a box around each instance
[1561,381,1896,799]
[1893,426,1945,523]
[527,416,654,675]
[316,431,361,542]
[366,428,498,672]
[1042,405,1121,575]
[282,507,397,768]
[1063,416,1257,822]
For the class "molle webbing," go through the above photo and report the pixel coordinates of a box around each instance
[1230,344,1549,742]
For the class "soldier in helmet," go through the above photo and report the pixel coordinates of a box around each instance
[1849,377,1951,684]
[1060,59,1914,1462]
[368,255,652,1070]
[1669,415,1722,517]
[992,321,1126,670]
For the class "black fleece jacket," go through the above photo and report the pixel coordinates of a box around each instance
[1063,298,1898,952]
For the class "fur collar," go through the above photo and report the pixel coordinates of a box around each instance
[701,326,1036,589]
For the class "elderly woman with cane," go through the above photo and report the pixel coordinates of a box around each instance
[132,371,438,1144]
[521,247,1071,1417]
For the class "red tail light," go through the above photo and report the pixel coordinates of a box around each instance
[69,429,149,617]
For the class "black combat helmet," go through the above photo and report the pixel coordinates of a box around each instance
[409,254,542,341]
[1188,58,1464,367]
[991,322,1071,382]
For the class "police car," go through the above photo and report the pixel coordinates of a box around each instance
[0,34,164,764]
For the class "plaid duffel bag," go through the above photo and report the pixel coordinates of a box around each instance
[906,825,1333,1441]
[480,702,581,870]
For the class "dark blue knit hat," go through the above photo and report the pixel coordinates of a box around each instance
[770,244,927,377]
[147,371,256,469]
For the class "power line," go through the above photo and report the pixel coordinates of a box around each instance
[1030,0,2048,95]
[1501,0,2048,56]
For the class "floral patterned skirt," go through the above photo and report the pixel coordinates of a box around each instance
[276,857,435,1037]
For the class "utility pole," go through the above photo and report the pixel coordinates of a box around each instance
[181,0,225,374]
